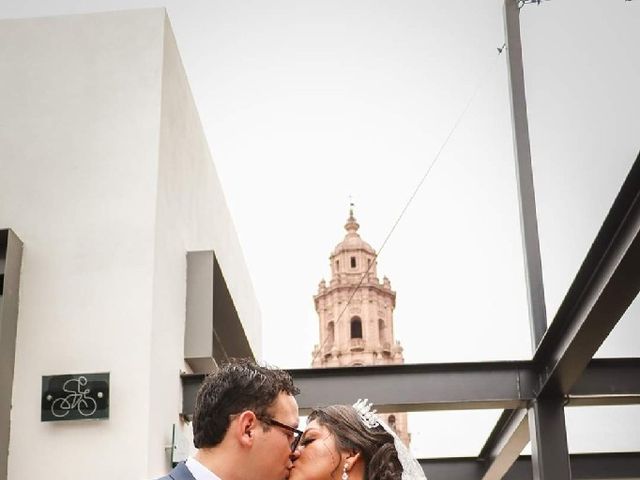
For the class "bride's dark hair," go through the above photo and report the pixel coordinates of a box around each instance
[307,405,403,480]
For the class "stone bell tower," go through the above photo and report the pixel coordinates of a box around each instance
[311,208,410,445]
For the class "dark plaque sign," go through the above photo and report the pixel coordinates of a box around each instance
[41,373,109,422]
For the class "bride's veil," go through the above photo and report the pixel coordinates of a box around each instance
[352,399,427,480]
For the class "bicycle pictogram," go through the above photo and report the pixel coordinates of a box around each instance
[49,376,98,418]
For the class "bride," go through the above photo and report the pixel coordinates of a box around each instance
[289,400,426,480]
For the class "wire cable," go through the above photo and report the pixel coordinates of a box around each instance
[311,45,508,365]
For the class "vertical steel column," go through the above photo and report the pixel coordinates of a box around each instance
[528,398,572,480]
[504,0,548,351]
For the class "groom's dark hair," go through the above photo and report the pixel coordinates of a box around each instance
[192,358,299,448]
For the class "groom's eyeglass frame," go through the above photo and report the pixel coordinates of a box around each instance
[260,417,304,452]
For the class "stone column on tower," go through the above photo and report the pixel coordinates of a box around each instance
[311,208,410,445]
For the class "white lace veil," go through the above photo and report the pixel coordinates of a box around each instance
[352,399,427,480]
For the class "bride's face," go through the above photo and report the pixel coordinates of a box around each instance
[289,420,343,480]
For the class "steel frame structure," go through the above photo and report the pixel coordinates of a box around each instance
[181,148,640,476]
[181,2,640,478]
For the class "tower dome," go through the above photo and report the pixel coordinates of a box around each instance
[331,209,376,256]
[328,208,379,279]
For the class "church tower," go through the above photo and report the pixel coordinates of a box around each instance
[311,208,410,445]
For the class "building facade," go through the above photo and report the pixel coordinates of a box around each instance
[0,10,260,479]
[312,210,410,445]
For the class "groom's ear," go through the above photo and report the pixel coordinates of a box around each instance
[236,410,258,447]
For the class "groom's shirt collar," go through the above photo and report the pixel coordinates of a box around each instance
[185,456,222,480]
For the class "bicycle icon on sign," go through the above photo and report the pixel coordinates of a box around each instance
[48,376,98,418]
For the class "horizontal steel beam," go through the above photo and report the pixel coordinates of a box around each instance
[420,453,640,480]
[569,357,640,406]
[288,362,536,414]
[180,358,640,416]
[181,361,536,415]
[419,457,484,480]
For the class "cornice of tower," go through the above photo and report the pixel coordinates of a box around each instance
[312,341,405,367]
[314,283,396,308]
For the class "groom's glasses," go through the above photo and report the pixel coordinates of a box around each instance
[260,417,304,452]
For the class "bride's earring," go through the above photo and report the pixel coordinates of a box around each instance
[342,463,350,480]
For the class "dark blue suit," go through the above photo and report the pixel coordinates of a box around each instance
[155,462,196,480]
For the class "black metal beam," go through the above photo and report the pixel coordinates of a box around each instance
[180,360,640,479]
[527,398,571,479]
[479,409,529,480]
[420,453,640,480]
[568,452,640,479]
[478,358,640,479]
[504,0,548,352]
[534,151,640,397]
[570,357,640,406]
[478,151,640,480]
[289,362,537,414]
[180,358,640,416]
[419,457,485,480]
[182,361,537,415]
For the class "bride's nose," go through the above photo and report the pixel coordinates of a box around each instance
[290,445,304,461]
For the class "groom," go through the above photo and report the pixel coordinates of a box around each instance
[157,359,301,480]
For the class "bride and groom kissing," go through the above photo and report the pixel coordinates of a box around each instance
[156,360,425,480]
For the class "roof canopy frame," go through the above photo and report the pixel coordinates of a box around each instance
[181,1,640,477]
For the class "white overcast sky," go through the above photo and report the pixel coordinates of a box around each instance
[2,0,639,458]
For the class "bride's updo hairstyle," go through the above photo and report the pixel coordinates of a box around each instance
[307,405,403,480]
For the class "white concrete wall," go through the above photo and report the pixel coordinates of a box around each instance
[0,9,260,479]
[146,14,262,477]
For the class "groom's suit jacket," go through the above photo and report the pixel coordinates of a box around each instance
[155,462,196,480]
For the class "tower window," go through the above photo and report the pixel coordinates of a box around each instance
[327,321,335,345]
[336,260,339,270]
[379,319,386,342]
[350,256,356,268]
[350,316,363,339]
[388,415,397,430]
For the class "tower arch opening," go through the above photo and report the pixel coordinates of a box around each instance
[378,318,386,344]
[327,321,335,345]
[350,316,363,339]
